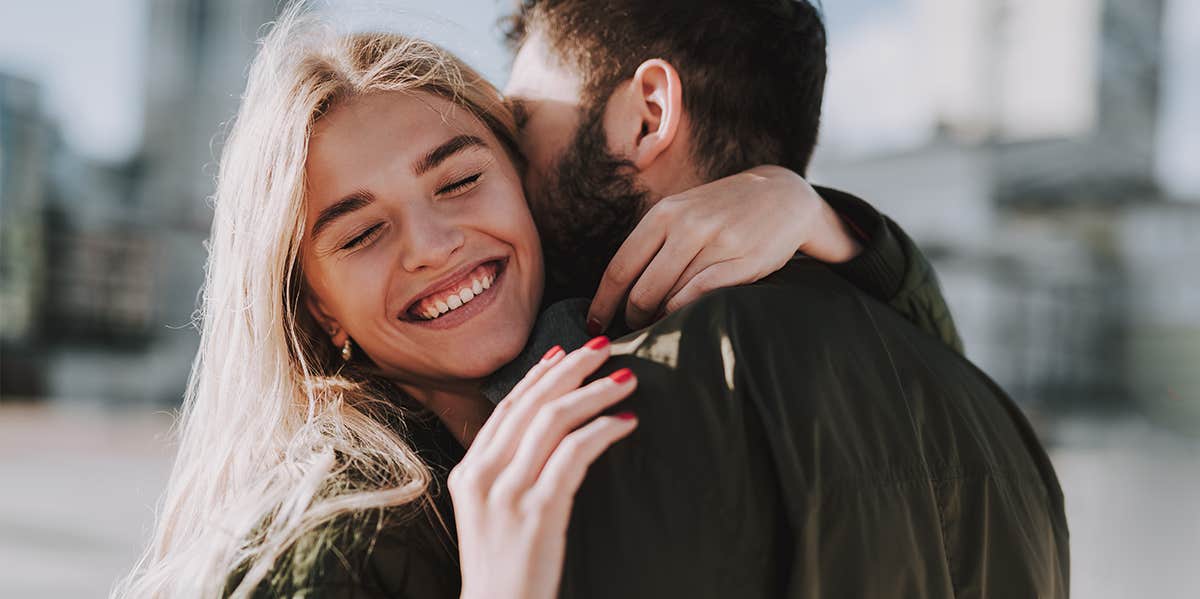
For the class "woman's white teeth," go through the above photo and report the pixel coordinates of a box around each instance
[416,273,498,321]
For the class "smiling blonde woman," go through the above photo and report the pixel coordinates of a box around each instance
[111,6,531,597]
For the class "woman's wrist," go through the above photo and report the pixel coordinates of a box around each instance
[801,199,864,264]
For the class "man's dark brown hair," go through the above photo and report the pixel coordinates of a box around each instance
[504,0,828,180]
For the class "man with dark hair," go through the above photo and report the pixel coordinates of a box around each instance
[506,0,827,181]
[489,1,1070,597]
[503,0,830,302]
[501,0,960,356]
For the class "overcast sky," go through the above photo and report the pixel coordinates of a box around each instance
[0,0,1195,197]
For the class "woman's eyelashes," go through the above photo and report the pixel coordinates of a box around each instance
[340,223,384,251]
[436,172,482,196]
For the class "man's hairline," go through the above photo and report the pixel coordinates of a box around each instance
[510,16,722,185]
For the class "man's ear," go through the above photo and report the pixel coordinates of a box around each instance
[611,58,683,170]
[304,292,344,348]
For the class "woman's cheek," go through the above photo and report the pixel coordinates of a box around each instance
[341,250,392,320]
[498,188,540,248]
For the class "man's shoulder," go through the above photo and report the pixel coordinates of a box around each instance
[715,258,863,316]
[632,259,873,353]
[607,258,883,402]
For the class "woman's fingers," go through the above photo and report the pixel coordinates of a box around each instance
[663,257,756,316]
[466,344,566,456]
[529,412,639,514]
[492,367,637,498]
[465,337,613,486]
[623,235,703,330]
[588,208,669,334]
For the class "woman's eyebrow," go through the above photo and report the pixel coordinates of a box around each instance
[311,190,375,239]
[412,135,487,176]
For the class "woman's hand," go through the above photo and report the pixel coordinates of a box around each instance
[450,337,638,599]
[587,165,864,332]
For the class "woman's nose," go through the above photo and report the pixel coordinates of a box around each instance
[398,208,465,272]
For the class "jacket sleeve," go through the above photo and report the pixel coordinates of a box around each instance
[815,186,965,354]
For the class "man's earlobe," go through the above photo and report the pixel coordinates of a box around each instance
[630,58,683,170]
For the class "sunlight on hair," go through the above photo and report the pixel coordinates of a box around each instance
[111,1,519,597]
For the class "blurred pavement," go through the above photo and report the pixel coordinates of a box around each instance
[1,402,1197,598]
[0,403,173,598]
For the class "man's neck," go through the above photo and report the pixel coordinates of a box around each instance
[636,115,706,205]
[639,168,705,211]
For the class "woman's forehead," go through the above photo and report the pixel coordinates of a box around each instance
[312,91,487,153]
[305,91,494,193]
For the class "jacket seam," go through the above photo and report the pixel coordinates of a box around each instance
[858,294,960,598]
[816,463,1039,496]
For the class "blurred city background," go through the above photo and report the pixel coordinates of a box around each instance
[1,0,1197,596]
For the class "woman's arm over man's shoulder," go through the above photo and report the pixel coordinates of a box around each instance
[817,185,965,353]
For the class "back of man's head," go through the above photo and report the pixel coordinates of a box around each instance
[505,0,828,180]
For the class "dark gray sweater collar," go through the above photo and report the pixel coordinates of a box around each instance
[480,298,593,404]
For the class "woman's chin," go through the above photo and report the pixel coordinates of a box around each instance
[437,329,530,382]
[451,356,513,381]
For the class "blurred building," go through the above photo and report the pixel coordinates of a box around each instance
[0,74,50,395]
[813,0,1199,433]
[0,0,277,405]
[2,0,1195,430]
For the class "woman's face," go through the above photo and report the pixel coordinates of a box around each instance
[301,90,543,387]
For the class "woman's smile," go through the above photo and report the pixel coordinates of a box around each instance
[401,257,509,330]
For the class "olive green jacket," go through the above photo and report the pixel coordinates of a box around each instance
[816,186,963,354]
[554,260,1067,597]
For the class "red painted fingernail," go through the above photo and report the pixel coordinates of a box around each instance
[586,317,603,337]
[541,345,564,361]
[608,367,634,384]
[584,336,609,350]
[615,411,637,420]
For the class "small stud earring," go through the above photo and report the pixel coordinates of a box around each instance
[341,339,352,361]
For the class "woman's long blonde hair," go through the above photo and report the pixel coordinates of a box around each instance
[114,3,519,597]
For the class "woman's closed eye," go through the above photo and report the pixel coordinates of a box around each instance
[437,172,482,196]
[340,223,384,251]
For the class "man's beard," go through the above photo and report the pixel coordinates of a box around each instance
[530,105,649,304]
